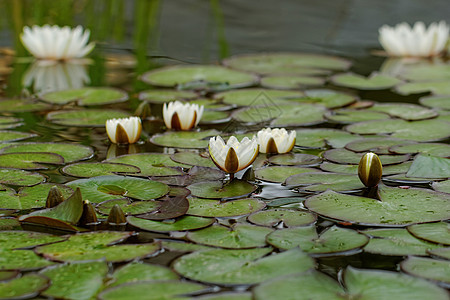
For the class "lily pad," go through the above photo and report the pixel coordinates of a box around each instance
[150,129,220,149]
[170,151,216,168]
[40,87,128,106]
[432,180,450,193]
[0,230,65,250]
[108,262,178,287]
[35,231,160,262]
[40,261,109,300]
[0,130,36,143]
[268,153,321,166]
[0,142,94,163]
[187,197,266,217]
[62,162,141,178]
[0,152,64,169]
[150,167,224,186]
[8,183,74,210]
[324,148,410,165]
[0,168,45,186]
[160,240,214,252]
[195,292,252,300]
[187,223,273,249]
[138,89,198,104]
[331,72,402,90]
[47,109,131,127]
[0,99,50,112]
[400,64,450,82]
[319,161,412,176]
[215,89,302,107]
[187,179,257,199]
[408,222,450,245]
[305,185,450,226]
[396,81,450,95]
[201,110,230,124]
[255,166,318,183]
[300,89,356,108]
[0,273,49,300]
[260,75,325,89]
[401,256,450,287]
[389,142,450,157]
[135,189,190,220]
[295,128,360,148]
[368,103,438,121]
[141,65,258,89]
[285,172,364,192]
[247,208,316,227]
[324,109,390,124]
[127,215,215,232]
[420,95,450,110]
[270,104,327,127]
[406,154,450,178]
[66,175,169,203]
[173,247,315,285]
[0,249,56,270]
[429,248,450,260]
[345,137,410,154]
[96,199,160,216]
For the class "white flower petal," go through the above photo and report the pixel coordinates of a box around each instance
[162,101,204,131]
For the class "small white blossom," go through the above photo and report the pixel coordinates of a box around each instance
[163,101,203,130]
[106,117,142,144]
[257,128,296,154]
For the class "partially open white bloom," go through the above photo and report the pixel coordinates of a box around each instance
[378,21,449,57]
[209,136,259,174]
[21,25,95,61]
[163,101,204,130]
[257,128,296,154]
[106,117,142,144]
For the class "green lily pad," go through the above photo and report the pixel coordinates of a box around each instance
[160,240,214,252]
[62,162,141,178]
[200,110,230,124]
[333,72,402,90]
[401,256,450,287]
[40,261,109,300]
[222,53,351,75]
[300,89,356,108]
[362,228,442,256]
[47,109,131,127]
[0,130,36,143]
[0,218,21,230]
[247,208,316,227]
[368,103,438,121]
[260,75,325,89]
[271,104,327,127]
[127,215,215,232]
[66,175,169,203]
[305,185,450,226]
[98,280,207,300]
[0,168,45,186]
[0,270,18,281]
[0,99,50,112]
[187,197,266,217]
[173,247,314,285]
[0,142,94,163]
[106,153,188,177]
[0,152,64,169]
[429,247,450,260]
[0,230,65,250]
[0,273,49,300]
[268,153,321,166]
[408,222,450,245]
[324,148,411,165]
[215,89,302,107]
[396,81,450,95]
[406,154,450,178]
[382,173,436,185]
[150,129,220,149]
[267,225,369,255]
[345,137,410,154]
[285,172,364,192]
[141,65,258,89]
[195,292,252,300]
[400,64,450,82]
[231,105,284,124]
[346,119,450,142]
[265,197,305,208]
[40,87,128,106]
[390,142,450,157]
[295,128,360,148]
[420,95,450,110]
[0,249,56,270]
[96,199,160,216]
[432,180,450,193]
[187,223,273,249]
[187,179,257,199]
[255,166,318,183]
[108,262,178,288]
[138,89,198,104]
[324,109,390,124]
[170,151,216,168]
[35,231,160,262]
[190,98,233,110]
[319,161,412,176]
[151,166,224,186]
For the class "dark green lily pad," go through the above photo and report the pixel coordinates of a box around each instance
[305,185,450,226]
[270,104,327,127]
[247,208,316,227]
[222,53,351,74]
[231,105,284,124]
[170,151,216,168]
[0,249,56,270]
[401,256,450,287]
[396,81,450,95]
[0,273,49,300]
[390,142,450,157]
[0,168,45,186]
[173,247,314,285]
[408,222,450,245]
[0,230,65,250]
[266,197,305,207]
[160,240,213,252]
[260,75,325,89]
[150,166,224,186]
[420,95,450,110]
[345,137,410,154]
[187,197,266,217]
[40,261,109,300]
[345,119,450,142]
[0,270,18,281]
[187,223,273,249]
[255,166,318,183]
[268,153,321,166]
[267,225,368,256]
[295,128,360,149]
[127,215,215,233]
[0,130,36,143]
[62,162,141,178]
[200,110,231,124]
[195,292,252,300]
[150,129,220,149]
[138,89,198,104]
[96,199,160,216]
[331,72,401,90]
[432,180,450,193]
[40,87,128,106]
[135,188,190,220]
[189,98,233,110]
[108,262,178,288]
[368,103,438,121]
[0,99,50,112]
[66,175,169,203]
[141,65,258,89]
[35,231,160,262]
[429,248,450,260]
[300,89,356,108]
[400,64,450,82]
[0,117,22,125]
[319,161,412,176]
[0,142,94,163]
[188,179,257,199]
[0,152,64,169]
[47,109,131,127]
[0,218,20,230]
[98,280,207,300]
[362,228,443,256]
[324,148,410,165]
[285,172,364,192]
[382,174,436,185]
[406,154,450,178]
[106,153,188,177]
[215,89,302,107]
[324,109,390,124]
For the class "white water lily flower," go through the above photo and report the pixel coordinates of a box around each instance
[163,101,204,130]
[209,136,259,175]
[106,117,142,144]
[257,128,296,154]
[378,21,449,57]
[21,25,95,61]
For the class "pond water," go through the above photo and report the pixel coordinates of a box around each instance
[0,1,449,299]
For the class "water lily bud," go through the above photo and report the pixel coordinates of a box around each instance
[46,186,65,208]
[106,116,142,144]
[163,101,204,131]
[257,128,296,154]
[107,204,127,225]
[358,152,382,187]
[208,135,259,175]
[135,101,152,119]
[79,200,99,226]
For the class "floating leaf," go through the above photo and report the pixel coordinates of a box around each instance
[324,109,390,124]
[0,130,36,143]
[432,180,450,193]
[160,240,213,252]
[127,215,214,233]
[429,248,450,260]
[96,199,160,216]
[345,137,410,154]
[150,129,220,149]
[295,128,359,148]
[260,75,325,89]
[401,256,450,287]
[40,87,128,106]
[0,168,45,186]
[215,89,302,107]
[389,142,450,157]
[268,153,321,166]
[187,197,266,217]
[170,152,216,168]
[368,103,438,120]
[301,89,356,108]
[406,154,450,179]
[188,179,257,199]
[324,148,410,165]
[285,172,364,192]
[0,99,50,112]
[408,222,450,245]
[255,166,317,183]
[0,273,49,300]
[200,110,231,124]
[396,81,450,95]
[319,161,411,176]
[10,183,74,210]
[331,72,402,90]
[108,262,178,288]
[0,152,64,169]
[248,208,316,227]
[62,162,141,178]
[138,89,198,104]
[0,249,56,271]
[420,95,450,110]
[270,104,327,127]
[47,109,131,127]
[135,193,189,220]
